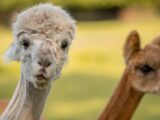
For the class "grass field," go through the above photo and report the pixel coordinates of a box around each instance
[1,18,160,120]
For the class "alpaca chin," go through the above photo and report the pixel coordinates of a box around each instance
[34,80,50,89]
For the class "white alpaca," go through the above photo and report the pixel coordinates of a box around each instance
[0,3,76,120]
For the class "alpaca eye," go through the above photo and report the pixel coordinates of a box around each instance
[139,64,155,74]
[61,41,68,50]
[21,40,30,49]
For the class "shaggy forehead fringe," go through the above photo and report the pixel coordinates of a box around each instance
[19,3,73,20]
[12,3,76,35]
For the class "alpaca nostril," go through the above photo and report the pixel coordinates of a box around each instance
[37,60,52,68]
[46,62,52,67]
[38,61,42,66]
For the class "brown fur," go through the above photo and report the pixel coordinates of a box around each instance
[0,100,8,115]
[99,31,160,120]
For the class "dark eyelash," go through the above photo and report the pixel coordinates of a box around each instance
[137,64,155,74]
[61,41,68,50]
[21,39,30,49]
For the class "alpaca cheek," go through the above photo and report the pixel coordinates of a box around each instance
[53,66,62,80]
[46,66,55,79]
[32,62,41,75]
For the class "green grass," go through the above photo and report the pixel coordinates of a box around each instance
[1,18,160,120]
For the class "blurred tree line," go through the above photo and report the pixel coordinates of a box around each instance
[0,0,160,25]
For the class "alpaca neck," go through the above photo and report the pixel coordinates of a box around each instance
[98,69,144,120]
[0,66,51,120]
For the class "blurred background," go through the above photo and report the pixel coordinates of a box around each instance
[0,0,160,120]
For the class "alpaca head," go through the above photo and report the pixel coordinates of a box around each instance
[5,4,76,89]
[124,31,160,94]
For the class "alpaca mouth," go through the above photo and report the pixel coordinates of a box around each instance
[34,74,50,89]
[36,74,47,81]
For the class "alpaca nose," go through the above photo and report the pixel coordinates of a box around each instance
[37,59,52,68]
[36,41,54,68]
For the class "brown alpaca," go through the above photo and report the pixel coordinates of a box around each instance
[0,100,8,115]
[98,30,160,120]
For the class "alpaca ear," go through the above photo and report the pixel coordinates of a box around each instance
[124,30,140,64]
[4,42,21,62]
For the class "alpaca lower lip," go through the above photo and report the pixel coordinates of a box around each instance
[36,75,46,80]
